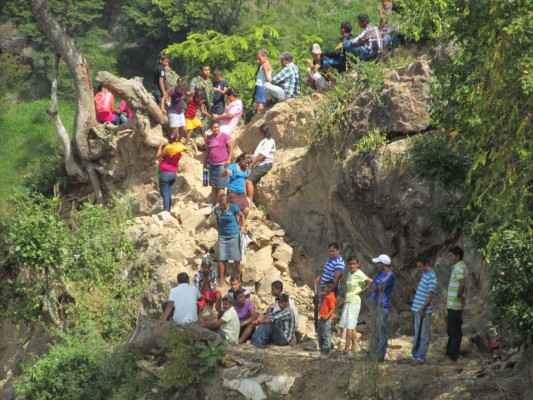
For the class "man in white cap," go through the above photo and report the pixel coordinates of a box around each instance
[366,254,395,362]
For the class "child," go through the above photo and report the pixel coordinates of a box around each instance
[183,89,211,143]
[228,276,251,299]
[254,49,272,113]
[318,281,336,354]
[212,70,228,116]
[161,80,187,139]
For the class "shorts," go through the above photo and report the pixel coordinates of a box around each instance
[255,85,266,104]
[198,290,221,310]
[168,112,186,128]
[247,163,272,183]
[209,163,229,188]
[186,117,202,131]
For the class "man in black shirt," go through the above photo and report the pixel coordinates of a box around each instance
[152,54,170,106]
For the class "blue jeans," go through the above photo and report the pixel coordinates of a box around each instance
[383,34,392,49]
[412,311,432,361]
[159,171,176,212]
[318,318,332,351]
[366,306,389,361]
[252,323,288,347]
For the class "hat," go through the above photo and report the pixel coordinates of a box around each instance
[310,43,322,55]
[279,52,294,61]
[276,293,290,303]
[201,257,213,266]
[372,254,391,265]
[221,295,234,303]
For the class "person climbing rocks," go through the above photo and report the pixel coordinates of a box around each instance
[156,132,188,212]
[161,80,187,141]
[220,153,252,231]
[411,257,437,365]
[366,254,395,362]
[246,124,276,208]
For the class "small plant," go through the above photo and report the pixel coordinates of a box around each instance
[354,129,388,155]
[196,336,227,374]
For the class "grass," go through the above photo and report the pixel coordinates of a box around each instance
[0,99,75,216]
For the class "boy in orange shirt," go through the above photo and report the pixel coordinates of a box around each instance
[318,281,336,354]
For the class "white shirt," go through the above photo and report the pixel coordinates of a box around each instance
[221,306,240,344]
[253,138,276,166]
[168,283,201,324]
[273,297,299,329]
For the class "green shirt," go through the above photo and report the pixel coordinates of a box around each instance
[345,269,369,305]
[447,260,467,310]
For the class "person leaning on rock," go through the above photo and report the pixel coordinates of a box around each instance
[160,272,201,325]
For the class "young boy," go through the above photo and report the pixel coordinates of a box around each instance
[228,276,251,299]
[183,89,211,143]
[193,258,221,312]
[211,70,228,116]
[318,281,336,353]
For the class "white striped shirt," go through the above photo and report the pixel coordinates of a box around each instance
[412,269,437,313]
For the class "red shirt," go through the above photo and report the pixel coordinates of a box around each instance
[319,292,336,320]
[185,98,202,120]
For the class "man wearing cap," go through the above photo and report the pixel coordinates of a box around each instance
[201,294,241,344]
[160,272,202,325]
[304,43,328,90]
[250,293,296,348]
[366,254,396,362]
[193,258,221,312]
[264,52,301,102]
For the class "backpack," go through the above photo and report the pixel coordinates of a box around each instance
[94,90,114,113]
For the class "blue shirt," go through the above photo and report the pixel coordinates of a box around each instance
[215,203,241,236]
[320,255,345,285]
[227,163,249,193]
[369,270,396,309]
[412,269,437,313]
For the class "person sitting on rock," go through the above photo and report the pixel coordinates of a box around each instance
[160,272,201,325]
[193,257,221,312]
[321,21,355,72]
[267,280,299,330]
[232,290,259,344]
[249,293,295,348]
[246,124,276,208]
[94,85,120,125]
[343,14,383,62]
[304,43,329,91]
[228,275,251,300]
[201,294,240,344]
[264,52,300,103]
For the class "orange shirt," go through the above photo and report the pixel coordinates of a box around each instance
[319,292,336,320]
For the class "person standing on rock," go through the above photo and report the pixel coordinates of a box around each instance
[211,87,243,136]
[250,293,295,348]
[160,80,187,141]
[411,257,437,365]
[254,49,272,113]
[246,124,276,207]
[156,133,188,212]
[220,153,252,230]
[189,64,214,127]
[443,246,467,364]
[204,121,234,207]
[152,54,170,107]
[264,52,301,103]
[314,242,346,292]
[366,254,395,362]
[160,272,201,325]
[193,257,222,312]
[214,194,244,286]
[318,281,337,354]
[339,256,373,355]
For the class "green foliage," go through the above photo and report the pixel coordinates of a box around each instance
[0,52,32,99]
[159,326,226,388]
[13,328,141,400]
[354,129,388,156]
[398,0,455,42]
[410,131,471,190]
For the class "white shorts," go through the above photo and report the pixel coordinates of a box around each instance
[168,112,185,128]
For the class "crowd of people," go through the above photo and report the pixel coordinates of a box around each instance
[160,240,468,366]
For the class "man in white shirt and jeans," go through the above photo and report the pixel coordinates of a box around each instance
[246,123,276,206]
[160,272,201,325]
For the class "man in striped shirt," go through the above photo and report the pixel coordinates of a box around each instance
[444,246,467,363]
[343,14,383,61]
[314,242,346,290]
[411,257,437,364]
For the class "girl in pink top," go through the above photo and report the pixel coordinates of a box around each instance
[211,87,243,135]
[157,133,184,212]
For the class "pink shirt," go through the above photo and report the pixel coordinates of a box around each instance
[206,133,231,164]
[158,151,181,173]
[117,100,133,119]
[219,99,243,135]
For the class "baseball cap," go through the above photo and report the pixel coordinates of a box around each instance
[310,43,322,55]
[372,254,391,265]
[201,257,213,266]
[279,52,294,61]
[221,295,234,303]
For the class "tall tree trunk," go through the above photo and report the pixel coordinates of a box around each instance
[28,0,96,160]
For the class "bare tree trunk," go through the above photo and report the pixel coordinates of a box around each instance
[48,53,87,182]
[28,0,96,160]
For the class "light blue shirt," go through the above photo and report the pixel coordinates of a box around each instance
[412,269,437,313]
